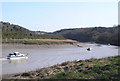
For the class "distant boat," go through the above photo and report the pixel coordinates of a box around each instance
[87,48,91,51]
[7,52,28,60]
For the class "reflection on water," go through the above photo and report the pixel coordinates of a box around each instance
[8,59,28,64]
[2,43,118,75]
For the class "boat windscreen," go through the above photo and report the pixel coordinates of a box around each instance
[9,54,14,55]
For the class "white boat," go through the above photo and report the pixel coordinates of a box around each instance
[7,52,28,60]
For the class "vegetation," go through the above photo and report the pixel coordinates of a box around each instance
[2,39,77,44]
[53,26,120,46]
[10,55,120,80]
[1,21,119,46]
[1,22,65,39]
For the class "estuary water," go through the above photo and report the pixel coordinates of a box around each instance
[2,43,118,75]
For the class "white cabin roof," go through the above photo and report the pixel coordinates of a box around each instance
[14,52,20,54]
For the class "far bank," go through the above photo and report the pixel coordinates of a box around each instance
[2,39,77,45]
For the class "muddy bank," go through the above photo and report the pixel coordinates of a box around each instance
[2,42,87,49]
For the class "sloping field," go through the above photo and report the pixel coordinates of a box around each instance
[35,39,77,42]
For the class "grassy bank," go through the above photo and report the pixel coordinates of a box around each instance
[10,55,120,80]
[2,39,77,45]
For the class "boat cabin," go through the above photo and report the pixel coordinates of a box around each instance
[9,52,24,56]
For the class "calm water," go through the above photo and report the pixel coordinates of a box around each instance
[2,43,118,75]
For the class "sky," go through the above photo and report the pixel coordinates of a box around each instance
[1,1,118,32]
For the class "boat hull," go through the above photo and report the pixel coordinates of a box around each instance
[7,56,28,60]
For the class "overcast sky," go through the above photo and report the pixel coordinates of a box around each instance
[1,1,118,32]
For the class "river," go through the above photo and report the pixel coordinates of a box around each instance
[1,43,118,75]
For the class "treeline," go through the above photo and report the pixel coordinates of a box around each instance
[1,22,64,39]
[53,26,120,46]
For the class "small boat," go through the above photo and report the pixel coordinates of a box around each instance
[7,52,28,60]
[87,48,92,51]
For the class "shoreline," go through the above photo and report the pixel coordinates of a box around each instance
[2,42,88,50]
[2,55,120,79]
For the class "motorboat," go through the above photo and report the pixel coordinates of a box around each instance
[7,52,28,60]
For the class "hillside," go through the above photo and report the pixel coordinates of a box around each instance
[53,26,120,46]
[1,21,64,39]
[1,21,119,46]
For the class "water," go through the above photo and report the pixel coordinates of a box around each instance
[2,43,118,75]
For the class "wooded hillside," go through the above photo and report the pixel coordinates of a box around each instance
[53,26,120,46]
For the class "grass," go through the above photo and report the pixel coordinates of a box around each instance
[49,56,120,79]
[55,56,120,79]
[11,55,120,80]
[2,39,77,45]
